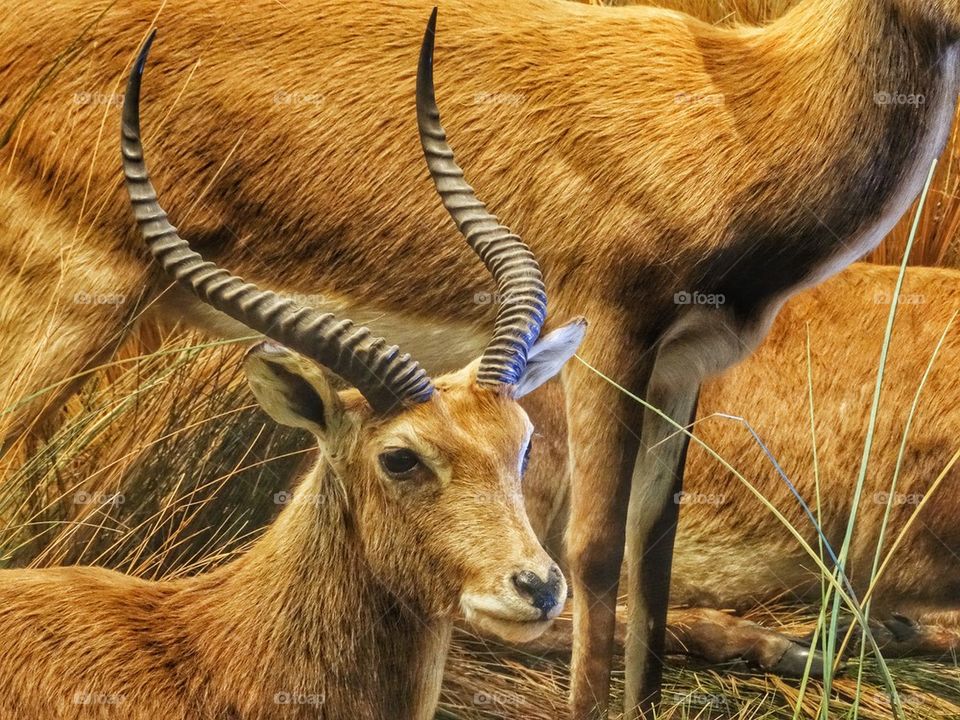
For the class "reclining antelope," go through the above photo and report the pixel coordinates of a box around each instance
[672,262,960,660]
[3,1,960,716]
[0,32,587,720]
[516,261,960,676]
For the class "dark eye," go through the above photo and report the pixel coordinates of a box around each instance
[379,448,421,478]
[521,440,533,475]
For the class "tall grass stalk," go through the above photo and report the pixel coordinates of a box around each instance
[822,160,939,720]
[866,309,958,589]
[846,310,959,718]
[791,326,829,720]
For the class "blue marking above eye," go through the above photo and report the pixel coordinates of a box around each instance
[521,440,533,475]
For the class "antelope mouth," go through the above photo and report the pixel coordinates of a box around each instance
[460,594,559,643]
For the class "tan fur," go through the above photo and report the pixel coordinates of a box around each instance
[0,354,565,719]
[4,2,960,715]
[594,0,796,23]
[524,262,960,662]
[680,262,960,617]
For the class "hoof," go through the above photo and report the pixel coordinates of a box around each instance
[804,613,923,657]
[885,613,921,644]
[771,641,825,678]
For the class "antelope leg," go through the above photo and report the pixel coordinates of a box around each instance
[623,372,700,720]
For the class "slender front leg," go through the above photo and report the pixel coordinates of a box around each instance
[623,361,700,720]
[565,350,653,720]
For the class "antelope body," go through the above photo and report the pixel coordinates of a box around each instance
[0,27,587,720]
[3,1,960,715]
[0,364,566,720]
[523,262,960,669]
[677,263,960,631]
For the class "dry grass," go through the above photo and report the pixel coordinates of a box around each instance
[442,607,960,719]
[0,329,309,576]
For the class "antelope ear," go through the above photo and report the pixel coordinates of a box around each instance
[242,341,345,435]
[512,318,588,398]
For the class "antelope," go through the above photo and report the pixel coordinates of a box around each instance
[520,261,960,672]
[674,262,960,658]
[3,2,959,717]
[0,31,589,720]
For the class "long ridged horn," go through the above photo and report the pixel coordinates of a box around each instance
[121,31,434,414]
[416,8,547,389]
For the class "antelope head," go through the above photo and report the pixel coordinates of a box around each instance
[120,22,584,642]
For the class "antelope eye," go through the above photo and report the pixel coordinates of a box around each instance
[379,448,421,478]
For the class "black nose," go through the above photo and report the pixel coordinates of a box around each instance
[512,565,563,617]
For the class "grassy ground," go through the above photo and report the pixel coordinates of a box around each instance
[443,618,960,719]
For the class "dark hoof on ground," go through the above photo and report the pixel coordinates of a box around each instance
[804,614,923,656]
[885,613,921,644]
[771,642,825,678]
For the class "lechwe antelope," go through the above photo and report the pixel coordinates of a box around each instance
[4,2,960,716]
[674,262,960,657]
[520,262,960,672]
[0,33,588,720]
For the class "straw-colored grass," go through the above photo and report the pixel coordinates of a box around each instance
[0,329,309,576]
[441,606,960,719]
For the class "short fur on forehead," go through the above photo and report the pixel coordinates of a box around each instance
[243,315,584,440]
